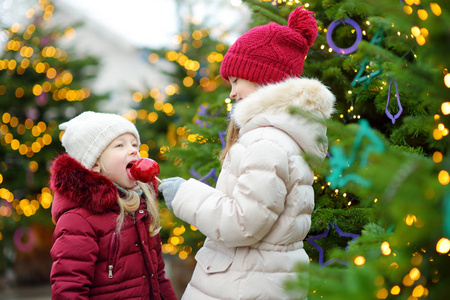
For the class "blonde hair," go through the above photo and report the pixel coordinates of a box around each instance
[220,120,240,162]
[116,182,161,237]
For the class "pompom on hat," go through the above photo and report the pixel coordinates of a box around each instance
[59,111,140,170]
[220,6,317,85]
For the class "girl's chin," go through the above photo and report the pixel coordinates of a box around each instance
[119,180,137,190]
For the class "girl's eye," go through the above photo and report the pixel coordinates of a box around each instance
[115,143,123,148]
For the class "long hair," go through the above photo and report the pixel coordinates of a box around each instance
[116,182,161,237]
[220,120,240,162]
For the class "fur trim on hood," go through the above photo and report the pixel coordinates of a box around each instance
[50,154,118,220]
[233,77,335,128]
[231,77,335,166]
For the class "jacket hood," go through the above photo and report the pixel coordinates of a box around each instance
[50,154,118,222]
[232,77,335,165]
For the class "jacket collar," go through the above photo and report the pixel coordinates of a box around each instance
[50,154,118,221]
[232,77,335,128]
[231,77,336,167]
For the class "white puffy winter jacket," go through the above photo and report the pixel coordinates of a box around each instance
[172,77,335,300]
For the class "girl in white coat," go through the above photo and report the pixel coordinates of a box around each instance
[159,7,335,300]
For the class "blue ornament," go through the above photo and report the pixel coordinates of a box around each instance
[306,223,360,267]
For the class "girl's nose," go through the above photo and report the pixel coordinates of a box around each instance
[128,146,138,155]
[229,89,237,99]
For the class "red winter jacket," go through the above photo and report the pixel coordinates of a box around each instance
[49,154,177,300]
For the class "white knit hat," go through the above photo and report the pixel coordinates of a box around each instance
[59,111,140,170]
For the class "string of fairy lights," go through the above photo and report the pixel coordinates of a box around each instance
[0,1,63,227]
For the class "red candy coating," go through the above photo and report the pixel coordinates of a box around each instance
[129,158,160,183]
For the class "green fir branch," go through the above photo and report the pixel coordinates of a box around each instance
[242,0,288,25]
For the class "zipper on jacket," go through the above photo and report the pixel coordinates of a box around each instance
[108,232,118,279]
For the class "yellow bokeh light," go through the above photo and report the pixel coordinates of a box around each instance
[433,151,443,163]
[403,5,413,15]
[43,134,52,145]
[381,241,392,255]
[416,35,426,46]
[148,53,159,63]
[2,112,11,123]
[169,236,180,246]
[409,267,421,281]
[179,251,188,260]
[417,9,428,20]
[441,102,450,114]
[405,214,417,226]
[11,23,20,32]
[35,62,46,73]
[32,84,43,96]
[11,139,20,150]
[402,274,414,286]
[147,112,158,123]
[64,26,76,39]
[132,92,143,103]
[438,170,450,185]
[376,288,388,299]
[390,285,401,295]
[433,128,443,140]
[444,74,450,88]
[62,72,73,84]
[183,76,194,87]
[172,35,182,45]
[25,8,35,18]
[192,30,202,40]
[166,51,178,61]
[436,237,450,254]
[47,68,57,79]
[420,28,429,38]
[162,103,174,114]
[165,84,177,96]
[430,3,442,16]
[150,88,160,99]
[15,87,24,98]
[412,285,425,297]
[32,142,42,153]
[411,26,421,37]
[154,100,164,111]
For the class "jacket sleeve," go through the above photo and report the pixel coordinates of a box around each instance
[155,234,177,300]
[172,139,289,248]
[50,212,98,299]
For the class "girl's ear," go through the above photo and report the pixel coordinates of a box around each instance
[92,163,101,173]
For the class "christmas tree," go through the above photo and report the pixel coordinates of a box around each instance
[244,0,449,299]
[142,0,450,298]
[0,0,104,284]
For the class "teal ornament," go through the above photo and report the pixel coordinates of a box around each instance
[328,119,385,188]
[351,28,384,88]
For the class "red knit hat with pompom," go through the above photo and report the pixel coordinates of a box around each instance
[220,7,317,85]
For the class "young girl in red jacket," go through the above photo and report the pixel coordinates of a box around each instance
[50,111,177,300]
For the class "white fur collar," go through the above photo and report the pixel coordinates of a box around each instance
[232,77,335,128]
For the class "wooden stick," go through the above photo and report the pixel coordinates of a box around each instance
[155,176,162,184]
